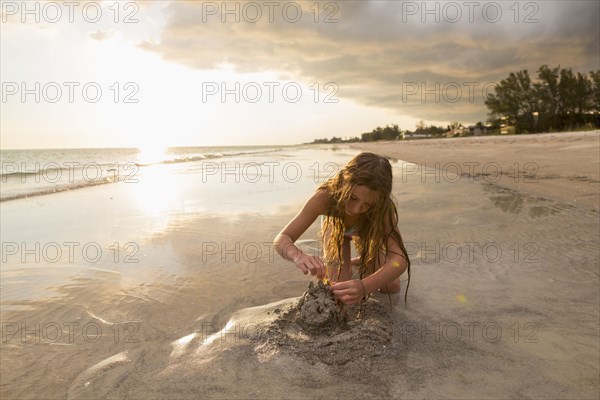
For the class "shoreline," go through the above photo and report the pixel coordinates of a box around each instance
[1,142,599,399]
[349,130,600,212]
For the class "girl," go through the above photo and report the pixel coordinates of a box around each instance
[274,152,411,305]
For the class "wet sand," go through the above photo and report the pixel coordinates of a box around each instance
[1,143,599,399]
[352,130,600,211]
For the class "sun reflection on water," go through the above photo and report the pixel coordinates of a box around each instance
[137,145,168,166]
[129,146,183,231]
[132,165,182,217]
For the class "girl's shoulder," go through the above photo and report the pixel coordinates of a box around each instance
[304,188,331,216]
[313,187,332,204]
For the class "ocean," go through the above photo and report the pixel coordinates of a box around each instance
[0,145,289,202]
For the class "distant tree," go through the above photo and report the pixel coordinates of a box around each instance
[559,69,588,114]
[534,65,562,131]
[449,121,463,131]
[414,123,446,137]
[361,124,402,142]
[590,70,600,111]
[485,70,535,133]
[486,66,600,133]
[557,68,594,129]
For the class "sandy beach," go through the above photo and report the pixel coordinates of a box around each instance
[1,137,599,399]
[351,130,600,212]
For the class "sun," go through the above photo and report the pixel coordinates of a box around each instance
[137,144,169,165]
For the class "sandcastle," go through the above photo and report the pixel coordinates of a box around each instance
[296,280,349,332]
[251,280,393,366]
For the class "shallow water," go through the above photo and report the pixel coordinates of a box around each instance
[1,146,598,399]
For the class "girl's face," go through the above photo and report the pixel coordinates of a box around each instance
[346,185,377,217]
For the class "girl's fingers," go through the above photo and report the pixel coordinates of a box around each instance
[318,260,326,278]
[331,281,363,304]
[331,281,352,292]
[306,257,324,277]
[306,264,317,276]
[332,287,349,297]
[296,262,309,275]
[336,294,359,305]
[296,256,326,279]
[313,259,325,278]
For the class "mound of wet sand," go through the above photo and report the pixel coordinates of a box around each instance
[251,281,393,366]
[79,281,505,399]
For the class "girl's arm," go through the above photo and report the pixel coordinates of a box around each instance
[332,217,408,304]
[274,189,328,278]
[361,238,407,295]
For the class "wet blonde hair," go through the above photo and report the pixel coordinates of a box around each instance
[319,152,411,304]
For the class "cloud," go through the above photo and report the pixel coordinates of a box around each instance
[138,0,600,123]
[88,29,116,41]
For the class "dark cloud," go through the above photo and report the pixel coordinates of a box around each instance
[139,0,600,123]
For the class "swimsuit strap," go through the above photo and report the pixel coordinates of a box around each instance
[321,215,358,238]
[344,224,358,238]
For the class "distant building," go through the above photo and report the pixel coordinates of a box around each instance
[445,126,465,137]
[500,116,509,134]
[468,125,488,136]
[405,133,432,139]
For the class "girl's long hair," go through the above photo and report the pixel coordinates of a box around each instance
[319,152,411,304]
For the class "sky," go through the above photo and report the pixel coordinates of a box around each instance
[1,0,599,149]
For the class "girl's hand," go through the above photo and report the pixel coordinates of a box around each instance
[294,253,325,279]
[331,279,366,305]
